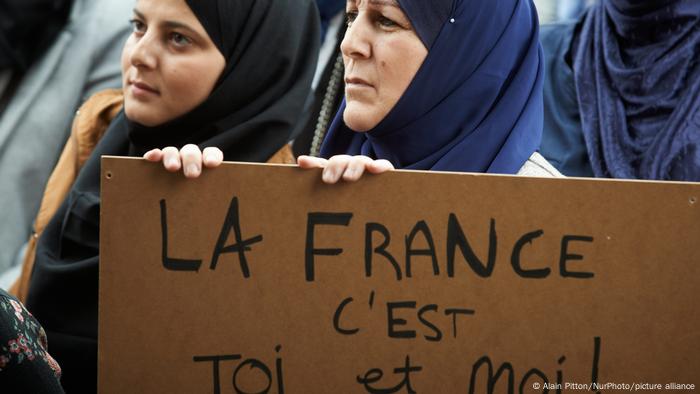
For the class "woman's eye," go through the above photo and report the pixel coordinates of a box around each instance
[130,19,145,34]
[378,16,398,28]
[346,11,358,27]
[170,32,192,47]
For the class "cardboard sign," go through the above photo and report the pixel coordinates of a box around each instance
[99,157,700,393]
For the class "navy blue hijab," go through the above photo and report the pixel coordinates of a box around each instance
[572,0,700,180]
[320,0,544,174]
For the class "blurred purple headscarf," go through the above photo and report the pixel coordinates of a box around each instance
[572,0,700,180]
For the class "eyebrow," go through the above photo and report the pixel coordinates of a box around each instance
[132,8,202,37]
[347,0,400,7]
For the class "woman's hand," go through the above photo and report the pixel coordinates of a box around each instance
[143,144,223,178]
[297,155,394,184]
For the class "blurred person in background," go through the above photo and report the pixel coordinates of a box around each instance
[292,0,347,157]
[0,0,132,285]
[558,0,596,20]
[0,287,64,393]
[540,0,700,180]
[535,0,595,23]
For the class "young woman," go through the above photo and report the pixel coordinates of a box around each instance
[175,0,560,180]
[11,0,319,392]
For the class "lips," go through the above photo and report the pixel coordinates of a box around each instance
[345,76,373,88]
[129,79,160,96]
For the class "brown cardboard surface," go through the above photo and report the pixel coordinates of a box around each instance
[99,156,700,393]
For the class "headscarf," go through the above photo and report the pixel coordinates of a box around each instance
[26,1,320,392]
[127,0,320,161]
[572,0,700,180]
[0,0,73,71]
[320,0,544,175]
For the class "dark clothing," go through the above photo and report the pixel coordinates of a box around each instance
[0,289,63,394]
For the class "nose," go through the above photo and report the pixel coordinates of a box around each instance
[129,32,158,70]
[341,14,371,60]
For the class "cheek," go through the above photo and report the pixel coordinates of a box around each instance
[162,66,204,111]
[161,54,225,114]
[378,38,426,103]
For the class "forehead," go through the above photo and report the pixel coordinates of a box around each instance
[134,0,197,21]
[133,0,211,36]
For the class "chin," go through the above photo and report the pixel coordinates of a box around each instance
[124,105,161,127]
[343,105,378,133]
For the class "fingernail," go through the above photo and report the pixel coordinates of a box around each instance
[186,164,199,176]
[167,158,178,168]
[322,168,335,183]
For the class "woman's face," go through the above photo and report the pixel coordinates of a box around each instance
[121,0,225,126]
[341,0,427,132]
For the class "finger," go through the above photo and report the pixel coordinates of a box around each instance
[366,159,394,174]
[323,155,352,184]
[180,144,203,178]
[143,149,163,162]
[162,147,181,172]
[202,147,224,168]
[342,156,374,182]
[297,155,328,169]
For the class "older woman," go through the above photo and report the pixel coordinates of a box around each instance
[11,0,319,392]
[170,0,561,181]
[299,0,560,180]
